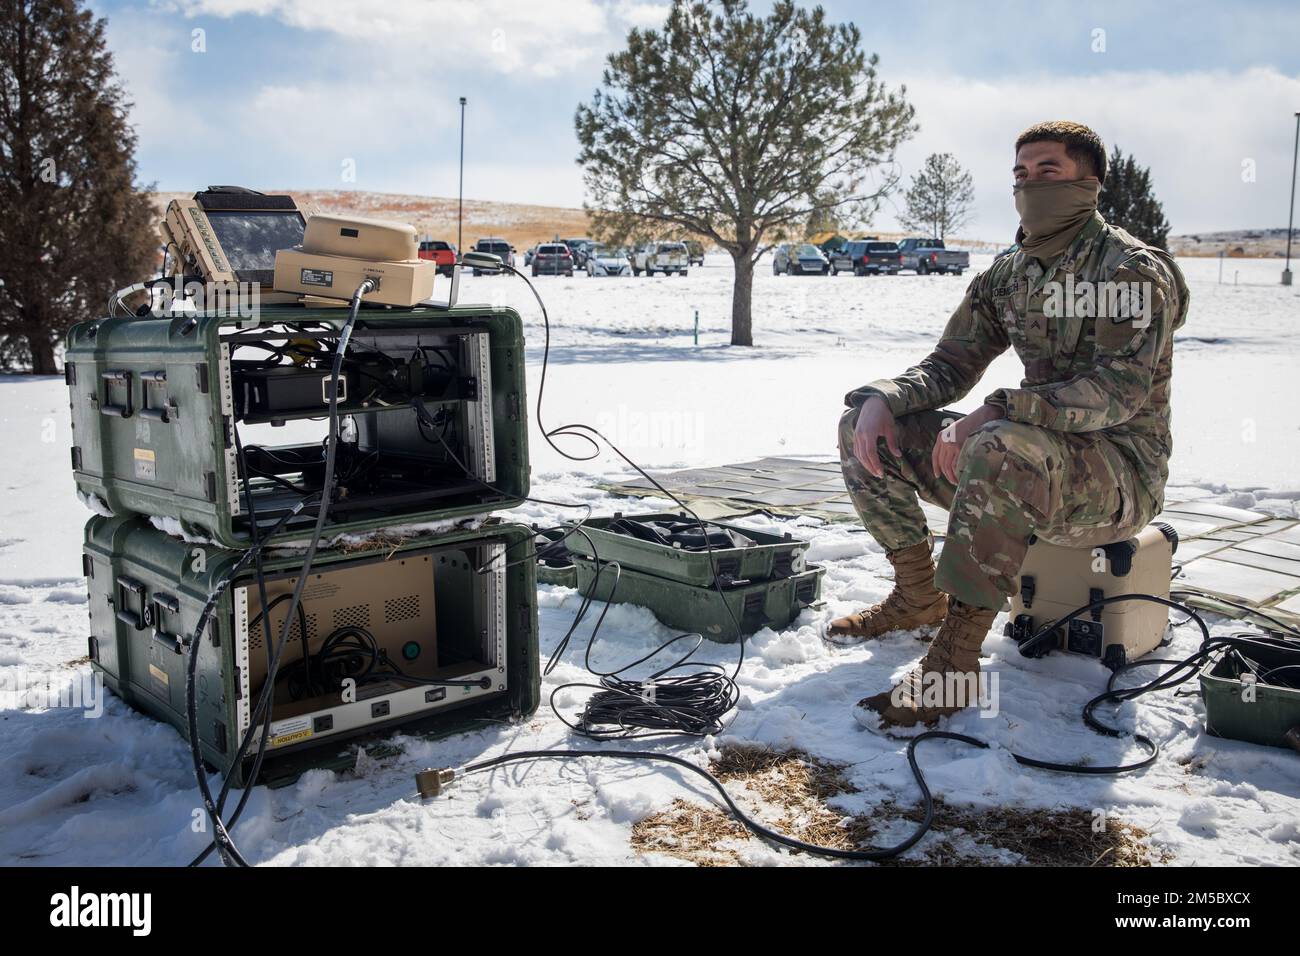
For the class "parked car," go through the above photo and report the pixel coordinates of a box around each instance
[531,242,575,277]
[417,240,457,276]
[471,237,515,274]
[632,241,689,276]
[830,240,902,276]
[683,240,705,266]
[523,244,538,268]
[562,237,595,268]
[896,237,969,275]
[585,244,631,277]
[773,243,830,276]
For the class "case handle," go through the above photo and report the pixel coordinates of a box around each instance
[99,370,134,418]
[151,591,184,654]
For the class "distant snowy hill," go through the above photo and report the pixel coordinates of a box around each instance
[1170,228,1298,258]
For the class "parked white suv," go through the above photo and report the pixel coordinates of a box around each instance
[632,241,689,276]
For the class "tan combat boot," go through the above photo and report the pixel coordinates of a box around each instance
[853,598,997,733]
[824,540,948,646]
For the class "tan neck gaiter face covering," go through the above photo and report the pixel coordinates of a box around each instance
[1013,178,1100,261]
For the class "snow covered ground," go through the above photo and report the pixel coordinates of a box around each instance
[1,253,1298,865]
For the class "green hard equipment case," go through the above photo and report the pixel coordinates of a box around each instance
[573,556,824,642]
[83,514,540,787]
[561,512,811,588]
[66,304,529,550]
[1199,645,1300,751]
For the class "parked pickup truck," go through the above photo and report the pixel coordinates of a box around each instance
[830,240,902,276]
[897,238,969,275]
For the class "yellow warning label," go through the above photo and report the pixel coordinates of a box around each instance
[270,728,313,748]
[148,662,170,699]
[134,447,157,481]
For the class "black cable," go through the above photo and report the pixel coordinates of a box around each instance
[414,394,742,739]
[183,500,308,867]
[188,434,307,867]
[437,594,1300,861]
[414,262,751,740]
[184,277,374,867]
[273,625,491,699]
[242,463,312,496]
[453,734,988,861]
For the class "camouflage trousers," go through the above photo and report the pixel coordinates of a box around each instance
[837,406,1154,610]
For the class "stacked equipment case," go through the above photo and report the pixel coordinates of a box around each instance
[69,303,540,786]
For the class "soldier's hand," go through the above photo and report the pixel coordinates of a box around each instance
[932,404,1003,485]
[853,396,902,478]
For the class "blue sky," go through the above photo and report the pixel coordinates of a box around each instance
[97,0,1300,239]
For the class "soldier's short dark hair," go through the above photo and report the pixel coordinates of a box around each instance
[1015,121,1108,184]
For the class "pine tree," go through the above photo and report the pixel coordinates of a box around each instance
[0,0,157,373]
[899,152,974,240]
[1097,146,1170,249]
[576,0,915,346]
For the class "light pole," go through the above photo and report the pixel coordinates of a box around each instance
[1285,110,1299,287]
[458,96,467,258]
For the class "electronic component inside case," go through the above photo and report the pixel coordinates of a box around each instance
[65,305,527,548]
[83,515,539,787]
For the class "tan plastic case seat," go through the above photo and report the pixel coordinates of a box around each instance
[1006,522,1178,670]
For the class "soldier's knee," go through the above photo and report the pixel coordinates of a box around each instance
[959,419,1054,472]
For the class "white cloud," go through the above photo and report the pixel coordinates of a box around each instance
[164,0,635,77]
[614,1,672,29]
[116,2,1300,238]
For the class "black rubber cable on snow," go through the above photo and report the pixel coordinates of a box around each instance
[184,278,373,867]
[183,502,307,867]
[415,387,744,741]
[187,430,301,867]
[435,596,1299,861]
[464,262,752,739]
[453,734,988,861]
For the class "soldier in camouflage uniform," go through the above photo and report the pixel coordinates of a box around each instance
[829,121,1188,731]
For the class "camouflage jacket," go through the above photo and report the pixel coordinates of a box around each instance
[847,213,1189,513]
